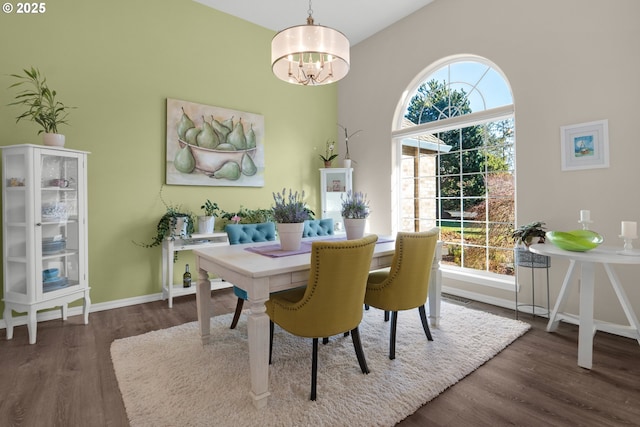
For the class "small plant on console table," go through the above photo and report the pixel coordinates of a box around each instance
[198,199,220,234]
[134,189,195,253]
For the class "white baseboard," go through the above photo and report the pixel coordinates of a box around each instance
[0,283,522,331]
[0,281,232,331]
[442,285,514,310]
[441,285,549,319]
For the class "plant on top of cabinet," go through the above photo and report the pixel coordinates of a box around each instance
[319,139,338,167]
[8,67,75,147]
[338,123,362,166]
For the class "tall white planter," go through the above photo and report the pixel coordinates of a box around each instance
[197,216,215,234]
[277,222,304,251]
[344,218,366,240]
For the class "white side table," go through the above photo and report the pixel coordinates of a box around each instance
[161,232,229,307]
[529,243,640,369]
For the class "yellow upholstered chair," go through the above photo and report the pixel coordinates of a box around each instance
[266,234,378,401]
[364,229,438,360]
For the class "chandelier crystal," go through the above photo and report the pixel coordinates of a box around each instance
[271,1,350,86]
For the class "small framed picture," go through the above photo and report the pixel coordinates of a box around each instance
[560,119,609,171]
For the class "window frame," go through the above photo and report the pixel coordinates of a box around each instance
[391,55,516,289]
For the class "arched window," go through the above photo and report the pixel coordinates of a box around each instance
[392,55,515,280]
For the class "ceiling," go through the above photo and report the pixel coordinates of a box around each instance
[194,0,435,45]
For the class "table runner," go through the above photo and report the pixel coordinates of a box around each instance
[245,236,393,258]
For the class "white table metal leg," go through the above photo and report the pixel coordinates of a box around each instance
[578,262,595,369]
[603,263,640,344]
[547,259,577,332]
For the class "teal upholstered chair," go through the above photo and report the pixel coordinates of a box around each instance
[225,222,277,329]
[266,234,378,401]
[364,230,438,360]
[302,218,334,238]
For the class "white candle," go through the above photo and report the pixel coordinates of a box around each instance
[580,210,590,222]
[621,221,637,238]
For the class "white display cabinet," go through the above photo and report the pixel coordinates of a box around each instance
[319,168,352,231]
[1,144,90,344]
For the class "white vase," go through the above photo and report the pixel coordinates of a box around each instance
[343,158,352,168]
[42,133,65,147]
[277,222,304,251]
[343,218,366,240]
[197,216,215,234]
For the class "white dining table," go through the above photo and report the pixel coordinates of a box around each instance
[193,235,442,408]
[529,243,640,369]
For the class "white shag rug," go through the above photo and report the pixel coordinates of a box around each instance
[111,302,530,427]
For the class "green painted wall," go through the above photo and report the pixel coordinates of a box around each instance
[0,0,337,309]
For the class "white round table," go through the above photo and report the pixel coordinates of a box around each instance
[529,243,640,369]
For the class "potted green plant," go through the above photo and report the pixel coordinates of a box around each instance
[218,206,274,230]
[319,139,338,168]
[338,124,362,168]
[341,190,370,240]
[8,67,75,147]
[272,188,311,250]
[512,221,546,247]
[198,199,220,234]
[135,190,195,250]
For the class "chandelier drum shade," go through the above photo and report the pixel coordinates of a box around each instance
[271,5,350,86]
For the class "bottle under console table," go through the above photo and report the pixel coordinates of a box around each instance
[162,232,230,307]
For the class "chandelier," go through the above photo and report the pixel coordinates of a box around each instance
[271,1,350,86]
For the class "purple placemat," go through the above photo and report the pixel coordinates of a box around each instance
[245,236,393,258]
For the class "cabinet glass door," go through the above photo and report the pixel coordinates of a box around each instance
[3,150,29,302]
[321,168,352,228]
[38,152,81,296]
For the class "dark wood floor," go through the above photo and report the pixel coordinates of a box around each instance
[0,289,639,427]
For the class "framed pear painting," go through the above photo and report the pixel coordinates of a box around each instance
[166,98,265,187]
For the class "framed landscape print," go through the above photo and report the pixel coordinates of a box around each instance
[560,119,609,171]
[166,98,264,186]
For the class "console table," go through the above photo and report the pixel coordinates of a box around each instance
[529,243,640,369]
[161,232,229,307]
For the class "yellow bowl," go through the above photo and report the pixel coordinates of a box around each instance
[546,230,603,252]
